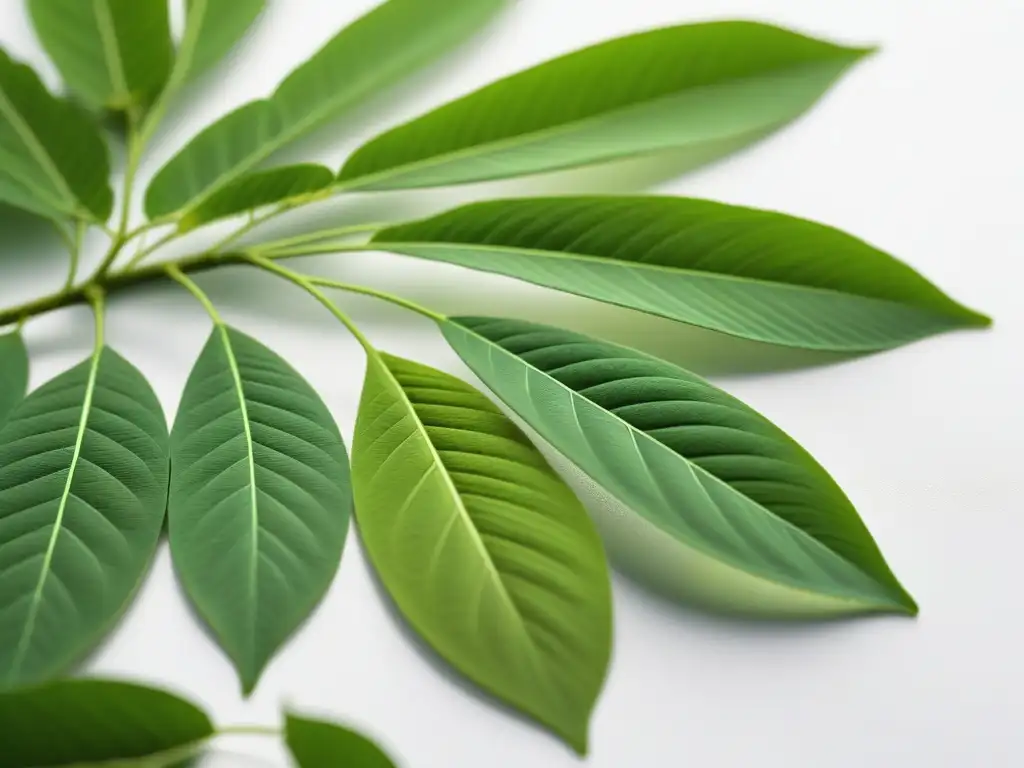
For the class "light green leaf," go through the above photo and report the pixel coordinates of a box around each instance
[0,349,169,688]
[179,163,333,232]
[145,0,508,220]
[352,353,612,754]
[374,197,989,351]
[286,712,397,768]
[441,317,918,616]
[169,326,351,695]
[0,49,113,222]
[180,0,266,85]
[0,331,28,431]
[0,679,214,768]
[338,21,871,191]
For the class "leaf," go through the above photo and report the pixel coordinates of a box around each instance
[27,0,174,112]
[338,21,872,191]
[352,352,612,754]
[285,712,397,768]
[169,326,352,694]
[0,49,113,222]
[441,317,918,615]
[0,678,214,768]
[0,348,169,688]
[145,0,508,220]
[373,197,989,351]
[179,164,334,232]
[179,0,267,85]
[0,331,28,431]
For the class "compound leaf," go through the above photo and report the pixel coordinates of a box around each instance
[0,679,213,768]
[169,326,351,695]
[352,353,612,754]
[441,317,918,616]
[0,349,169,688]
[339,21,871,190]
[286,712,397,768]
[0,332,28,431]
[374,196,989,351]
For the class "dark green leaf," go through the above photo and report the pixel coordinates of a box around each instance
[0,331,28,431]
[180,0,266,85]
[442,317,918,616]
[286,712,397,768]
[352,352,612,754]
[0,679,214,768]
[169,326,351,694]
[339,21,870,190]
[0,349,169,688]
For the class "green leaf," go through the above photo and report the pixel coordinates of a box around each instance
[179,163,334,232]
[0,331,28,431]
[169,326,352,695]
[28,0,174,112]
[145,0,508,220]
[374,197,989,351]
[441,317,918,616]
[180,0,266,85]
[339,21,872,191]
[0,678,214,768]
[285,712,397,768]
[0,348,169,688]
[352,352,612,754]
[0,49,113,222]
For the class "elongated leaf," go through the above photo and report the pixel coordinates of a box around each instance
[0,332,28,431]
[374,197,989,351]
[339,21,870,190]
[0,349,169,688]
[145,0,507,220]
[180,0,266,85]
[180,163,333,232]
[28,0,174,111]
[0,679,213,768]
[352,353,612,754]
[169,326,351,694]
[0,50,113,221]
[442,317,918,615]
[286,712,397,768]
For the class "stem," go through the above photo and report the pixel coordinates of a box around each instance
[92,110,143,278]
[262,242,368,259]
[87,285,105,347]
[165,264,226,324]
[63,219,87,292]
[304,275,446,322]
[123,229,178,270]
[252,222,387,254]
[216,725,282,738]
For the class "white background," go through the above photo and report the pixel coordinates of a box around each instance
[1,1,1022,766]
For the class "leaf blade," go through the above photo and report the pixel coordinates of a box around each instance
[180,0,266,85]
[0,331,28,431]
[285,712,397,768]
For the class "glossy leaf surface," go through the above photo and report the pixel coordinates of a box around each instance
[0,50,113,221]
[169,326,351,694]
[352,353,612,754]
[340,21,869,190]
[0,679,213,768]
[442,317,918,615]
[376,197,989,351]
[286,712,397,768]
[0,349,169,688]
[0,332,28,430]
[28,0,174,111]
[145,0,507,219]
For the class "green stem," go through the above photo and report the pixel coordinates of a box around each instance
[251,222,387,254]
[216,725,282,738]
[123,228,179,270]
[262,242,368,259]
[165,264,226,324]
[304,274,446,322]
[63,219,87,292]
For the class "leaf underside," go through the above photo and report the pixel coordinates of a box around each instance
[0,332,29,431]
[285,712,397,768]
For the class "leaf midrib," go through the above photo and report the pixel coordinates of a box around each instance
[93,0,130,108]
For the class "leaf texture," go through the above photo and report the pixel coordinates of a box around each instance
[374,197,989,351]
[169,326,351,694]
[0,50,113,221]
[441,317,918,615]
[0,679,214,768]
[180,0,266,85]
[286,712,397,768]
[28,0,174,111]
[339,21,870,190]
[0,348,169,688]
[352,352,612,754]
[179,163,333,231]
[0,332,28,431]
[145,0,507,220]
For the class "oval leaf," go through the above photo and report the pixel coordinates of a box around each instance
[0,50,113,221]
[145,0,507,220]
[352,352,612,754]
[339,21,870,191]
[0,331,28,430]
[0,348,169,688]
[179,0,266,85]
[441,317,918,615]
[373,196,989,351]
[179,163,333,232]
[169,325,352,694]
[28,0,174,112]
[0,678,213,768]
[286,712,397,768]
